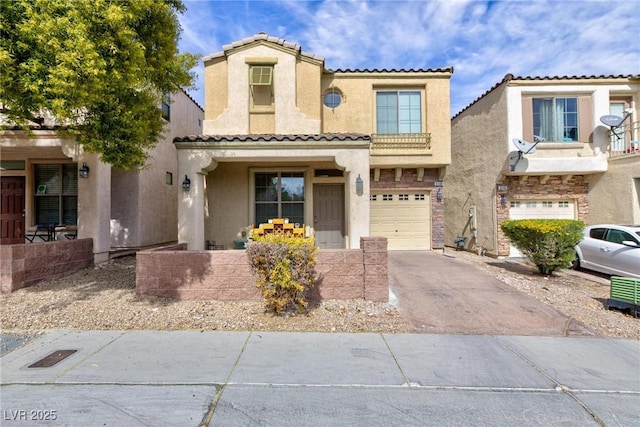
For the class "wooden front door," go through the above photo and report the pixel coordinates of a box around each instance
[1,176,26,244]
[313,184,344,249]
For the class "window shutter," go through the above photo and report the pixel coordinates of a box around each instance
[521,97,533,142]
[578,96,593,143]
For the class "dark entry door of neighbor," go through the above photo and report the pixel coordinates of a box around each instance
[1,176,26,244]
[313,184,344,249]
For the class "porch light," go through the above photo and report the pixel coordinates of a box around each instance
[182,175,191,191]
[436,188,443,203]
[79,163,90,179]
[500,194,508,207]
[355,174,364,197]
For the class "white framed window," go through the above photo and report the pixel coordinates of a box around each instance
[533,97,578,142]
[382,194,393,201]
[510,201,521,208]
[558,201,570,208]
[370,194,377,201]
[526,201,537,208]
[323,88,343,108]
[399,194,409,201]
[376,91,422,134]
[542,201,553,208]
[415,194,425,201]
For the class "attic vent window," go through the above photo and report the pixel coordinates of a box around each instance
[250,66,273,85]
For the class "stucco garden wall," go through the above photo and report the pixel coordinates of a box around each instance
[1,239,94,293]
[136,237,388,302]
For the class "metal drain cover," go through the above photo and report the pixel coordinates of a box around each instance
[28,350,77,368]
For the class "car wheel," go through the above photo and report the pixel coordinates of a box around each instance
[571,254,581,270]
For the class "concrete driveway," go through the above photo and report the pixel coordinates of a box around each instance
[388,251,597,336]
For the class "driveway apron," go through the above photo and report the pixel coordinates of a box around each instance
[388,251,597,336]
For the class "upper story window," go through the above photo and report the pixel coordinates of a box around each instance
[323,88,342,108]
[161,93,171,121]
[532,97,578,142]
[376,91,421,134]
[249,65,274,108]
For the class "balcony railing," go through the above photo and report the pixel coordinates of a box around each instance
[609,120,639,159]
[370,133,431,154]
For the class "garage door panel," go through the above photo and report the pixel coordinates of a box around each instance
[370,191,431,250]
[508,199,576,256]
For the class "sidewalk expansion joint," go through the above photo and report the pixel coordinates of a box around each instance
[199,330,252,427]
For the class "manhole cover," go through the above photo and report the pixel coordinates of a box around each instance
[28,350,77,368]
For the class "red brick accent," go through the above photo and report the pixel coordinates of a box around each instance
[1,239,94,293]
[136,239,389,302]
[496,175,589,256]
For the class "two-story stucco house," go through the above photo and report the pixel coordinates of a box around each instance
[175,33,453,251]
[1,90,203,271]
[446,74,640,257]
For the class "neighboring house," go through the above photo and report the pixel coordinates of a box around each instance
[446,74,640,257]
[175,33,453,251]
[0,91,203,263]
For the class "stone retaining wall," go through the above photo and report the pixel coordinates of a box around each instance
[1,239,94,293]
[136,237,388,302]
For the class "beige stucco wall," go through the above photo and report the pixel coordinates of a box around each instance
[587,157,640,224]
[110,91,204,249]
[445,84,509,253]
[321,72,452,167]
[203,43,322,135]
[176,141,370,250]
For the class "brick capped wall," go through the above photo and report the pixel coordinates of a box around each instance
[370,168,444,248]
[136,237,389,302]
[496,175,589,256]
[1,239,94,293]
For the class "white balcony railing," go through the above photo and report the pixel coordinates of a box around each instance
[609,120,639,159]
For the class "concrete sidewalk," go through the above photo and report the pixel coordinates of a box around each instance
[1,329,638,426]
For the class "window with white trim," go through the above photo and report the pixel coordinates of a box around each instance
[533,97,578,142]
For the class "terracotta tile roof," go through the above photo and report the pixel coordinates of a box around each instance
[203,32,324,62]
[174,133,370,143]
[453,73,640,120]
[329,67,454,74]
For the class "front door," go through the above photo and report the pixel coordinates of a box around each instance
[313,184,344,249]
[1,176,26,244]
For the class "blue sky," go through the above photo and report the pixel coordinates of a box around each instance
[177,0,639,116]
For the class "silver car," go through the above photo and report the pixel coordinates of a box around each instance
[574,224,640,279]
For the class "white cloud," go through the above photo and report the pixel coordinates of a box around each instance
[178,0,639,115]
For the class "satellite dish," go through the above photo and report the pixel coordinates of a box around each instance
[512,138,538,154]
[600,115,624,127]
[600,108,634,140]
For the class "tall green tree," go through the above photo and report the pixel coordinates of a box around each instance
[0,0,199,169]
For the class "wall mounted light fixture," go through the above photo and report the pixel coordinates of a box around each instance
[79,163,90,179]
[182,175,191,191]
[355,174,364,197]
[500,194,508,207]
[436,187,443,203]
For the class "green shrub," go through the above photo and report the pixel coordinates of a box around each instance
[500,219,584,275]
[246,235,317,314]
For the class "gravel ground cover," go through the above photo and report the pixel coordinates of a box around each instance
[1,251,637,339]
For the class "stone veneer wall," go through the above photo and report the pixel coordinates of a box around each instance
[136,237,388,302]
[1,239,94,293]
[496,175,589,256]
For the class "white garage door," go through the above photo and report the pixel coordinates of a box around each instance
[508,200,576,256]
[370,191,431,250]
